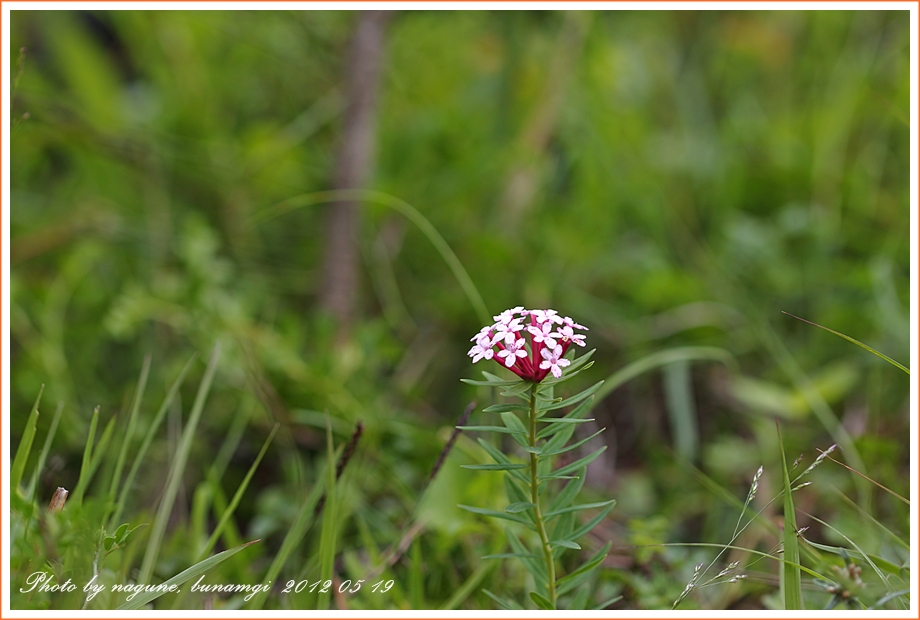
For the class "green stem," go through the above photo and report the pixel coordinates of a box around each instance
[529,386,556,607]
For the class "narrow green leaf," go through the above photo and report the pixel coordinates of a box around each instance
[555,542,611,596]
[26,400,63,502]
[501,381,533,397]
[593,594,624,609]
[542,349,596,385]
[477,438,528,483]
[552,447,607,478]
[483,403,530,413]
[457,425,526,435]
[544,499,616,519]
[482,371,515,384]
[507,527,547,581]
[111,354,197,528]
[482,589,520,610]
[116,540,259,610]
[778,423,804,610]
[107,355,151,514]
[483,552,541,560]
[317,415,338,611]
[541,397,596,451]
[783,312,909,375]
[543,428,606,458]
[12,385,44,495]
[541,381,605,411]
[550,539,581,550]
[504,502,536,513]
[566,501,616,541]
[548,468,586,514]
[504,474,531,506]
[500,411,530,448]
[198,424,279,559]
[536,418,594,439]
[457,505,531,525]
[461,377,518,388]
[461,463,527,471]
[140,343,221,584]
[538,474,580,481]
[530,591,554,610]
[71,406,101,506]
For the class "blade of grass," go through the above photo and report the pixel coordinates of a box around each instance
[139,342,221,584]
[110,353,197,529]
[782,312,909,375]
[105,355,151,520]
[248,458,330,609]
[72,412,117,506]
[316,414,339,610]
[12,385,44,496]
[71,406,101,506]
[249,189,491,325]
[778,423,804,610]
[26,400,63,502]
[196,425,275,561]
[116,539,260,610]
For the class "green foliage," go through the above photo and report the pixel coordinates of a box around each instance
[459,350,614,609]
[9,9,909,611]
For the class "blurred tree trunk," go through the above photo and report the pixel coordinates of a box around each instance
[319,10,390,339]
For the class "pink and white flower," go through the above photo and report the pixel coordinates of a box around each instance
[540,345,571,378]
[468,335,495,363]
[527,321,558,349]
[496,337,528,368]
[467,307,589,382]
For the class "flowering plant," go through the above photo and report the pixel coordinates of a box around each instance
[460,307,615,610]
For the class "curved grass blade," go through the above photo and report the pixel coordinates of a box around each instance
[782,312,909,375]
[116,540,260,610]
[12,385,44,496]
[249,189,490,324]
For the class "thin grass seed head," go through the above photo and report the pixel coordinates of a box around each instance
[468,307,589,382]
[799,444,837,478]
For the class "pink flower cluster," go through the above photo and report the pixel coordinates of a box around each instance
[468,307,588,382]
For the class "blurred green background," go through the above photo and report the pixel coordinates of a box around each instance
[9,9,911,610]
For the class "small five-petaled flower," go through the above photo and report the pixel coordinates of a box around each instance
[468,307,588,382]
